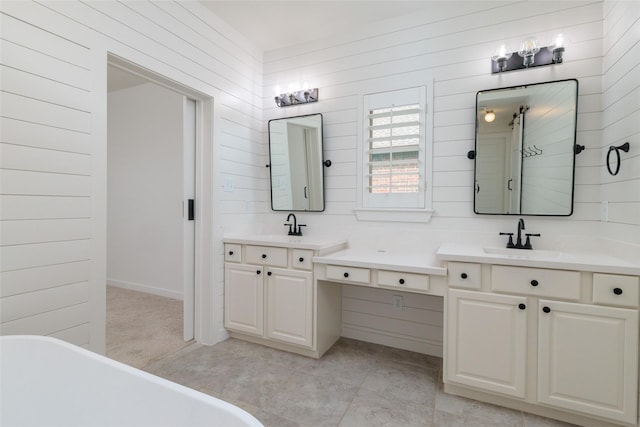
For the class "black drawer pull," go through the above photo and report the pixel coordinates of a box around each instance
[299,257,304,262]
[399,279,405,285]
[267,271,272,276]
[460,273,468,279]
[261,254,267,259]
[531,280,539,287]
[256,270,261,275]
[518,303,526,310]
[228,251,234,256]
[542,306,551,313]
[613,287,623,295]
[344,272,349,278]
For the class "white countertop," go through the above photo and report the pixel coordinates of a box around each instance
[223,234,347,252]
[437,243,640,276]
[313,249,447,276]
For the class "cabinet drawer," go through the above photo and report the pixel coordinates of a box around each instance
[448,262,481,289]
[593,274,639,308]
[292,249,313,270]
[326,265,370,284]
[224,244,242,262]
[491,266,580,300]
[378,270,429,292]
[245,245,288,267]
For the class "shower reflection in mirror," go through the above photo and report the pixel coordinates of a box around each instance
[474,79,578,216]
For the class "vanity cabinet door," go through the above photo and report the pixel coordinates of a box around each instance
[224,263,264,336]
[446,289,528,398]
[538,300,638,424]
[265,268,313,348]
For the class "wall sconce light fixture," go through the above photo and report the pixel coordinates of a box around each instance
[274,82,319,107]
[491,33,567,73]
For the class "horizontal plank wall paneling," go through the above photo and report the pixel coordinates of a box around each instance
[261,1,637,348]
[1,0,264,349]
[264,1,605,225]
[341,285,444,356]
[601,1,640,243]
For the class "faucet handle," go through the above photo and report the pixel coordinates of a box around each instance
[284,223,293,235]
[499,232,515,248]
[523,233,540,250]
[297,224,306,236]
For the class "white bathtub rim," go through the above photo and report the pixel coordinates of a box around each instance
[1,335,263,427]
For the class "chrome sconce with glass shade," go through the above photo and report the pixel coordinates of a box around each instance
[491,33,567,73]
[274,81,319,107]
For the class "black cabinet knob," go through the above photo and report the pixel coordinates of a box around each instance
[461,273,468,279]
[229,251,234,256]
[531,280,539,287]
[299,257,304,262]
[518,303,526,310]
[261,254,267,259]
[256,270,261,275]
[542,306,551,313]
[613,287,623,295]
[267,271,272,276]
[344,272,349,278]
[399,279,405,285]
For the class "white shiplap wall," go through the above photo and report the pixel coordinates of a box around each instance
[601,1,640,243]
[0,0,264,351]
[261,1,622,354]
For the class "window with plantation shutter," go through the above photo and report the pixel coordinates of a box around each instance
[361,86,429,211]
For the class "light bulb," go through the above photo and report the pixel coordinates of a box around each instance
[484,110,495,123]
[491,44,513,72]
[302,81,310,91]
[547,33,567,63]
[518,37,540,67]
[287,83,297,94]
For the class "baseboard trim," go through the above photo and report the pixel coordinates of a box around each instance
[107,279,183,300]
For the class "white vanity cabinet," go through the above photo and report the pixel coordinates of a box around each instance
[442,260,640,427]
[224,263,264,336]
[265,267,313,347]
[537,300,638,423]
[446,289,527,398]
[223,237,346,359]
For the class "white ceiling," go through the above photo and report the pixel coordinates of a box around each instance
[200,1,436,52]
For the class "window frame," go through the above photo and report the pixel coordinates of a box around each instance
[356,85,434,222]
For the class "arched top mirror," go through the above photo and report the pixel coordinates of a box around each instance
[268,113,325,212]
[474,79,578,216]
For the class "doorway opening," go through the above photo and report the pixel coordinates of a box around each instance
[104,56,210,366]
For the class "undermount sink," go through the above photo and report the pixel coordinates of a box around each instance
[482,247,567,260]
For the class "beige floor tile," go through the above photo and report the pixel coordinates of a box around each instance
[107,287,586,427]
[360,358,438,406]
[339,387,433,427]
[266,372,359,426]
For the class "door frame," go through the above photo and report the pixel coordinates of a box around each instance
[92,52,217,352]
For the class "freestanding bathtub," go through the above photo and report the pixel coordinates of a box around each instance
[0,335,263,427]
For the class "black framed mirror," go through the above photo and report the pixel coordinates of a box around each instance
[268,113,325,211]
[473,79,578,215]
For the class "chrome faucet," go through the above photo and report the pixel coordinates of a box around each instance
[284,213,306,236]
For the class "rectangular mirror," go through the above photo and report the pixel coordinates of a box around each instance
[474,79,578,215]
[268,113,325,211]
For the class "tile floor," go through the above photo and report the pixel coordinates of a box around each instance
[107,286,577,427]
